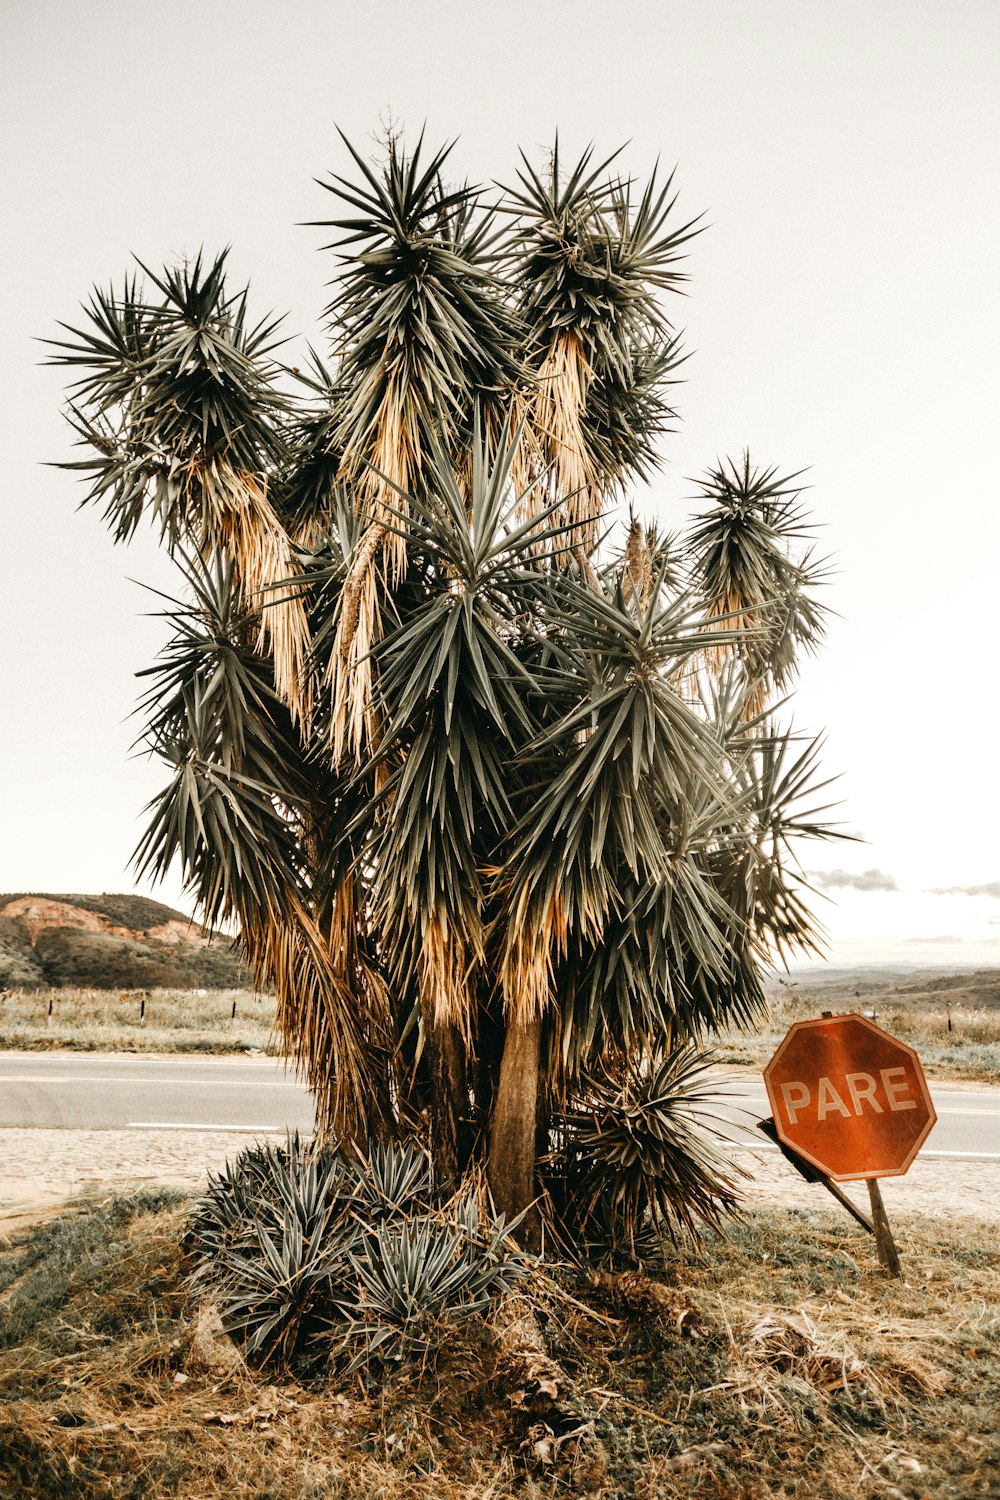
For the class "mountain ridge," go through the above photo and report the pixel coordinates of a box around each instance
[0,893,245,990]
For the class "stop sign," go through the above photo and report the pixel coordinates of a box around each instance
[763,1014,936,1181]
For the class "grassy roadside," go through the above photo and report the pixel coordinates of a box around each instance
[716,991,1000,1084]
[1,1190,997,1498]
[0,987,277,1055]
[3,984,1000,1082]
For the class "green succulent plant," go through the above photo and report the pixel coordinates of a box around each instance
[187,1136,526,1371]
[543,1050,746,1262]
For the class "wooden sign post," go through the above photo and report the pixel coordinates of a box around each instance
[763,1013,937,1276]
[866,1179,902,1277]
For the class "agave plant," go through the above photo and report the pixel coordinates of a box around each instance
[54,127,845,1245]
[339,1203,528,1370]
[187,1136,357,1366]
[187,1136,526,1370]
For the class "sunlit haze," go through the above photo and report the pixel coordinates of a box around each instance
[2,0,999,970]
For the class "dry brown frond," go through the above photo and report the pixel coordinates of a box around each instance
[330,527,383,761]
[206,462,313,725]
[325,862,355,950]
[623,517,654,608]
[503,936,550,1027]
[419,912,473,1038]
[738,1309,869,1395]
[533,332,602,556]
[706,587,749,652]
[587,1269,704,1338]
[286,510,328,552]
[502,891,568,1026]
[496,389,547,533]
[244,897,389,1144]
[175,456,312,722]
[491,1289,608,1483]
[742,681,768,720]
[702,588,768,719]
[328,372,426,758]
[881,1346,949,1397]
[360,373,421,582]
[328,869,392,1063]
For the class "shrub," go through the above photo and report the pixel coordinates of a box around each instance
[339,1195,527,1370]
[186,1136,527,1371]
[542,1048,745,1262]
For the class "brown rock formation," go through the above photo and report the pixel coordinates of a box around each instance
[0,894,246,990]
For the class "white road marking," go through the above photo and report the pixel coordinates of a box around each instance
[915,1149,1000,1158]
[0,1060,286,1072]
[127,1122,286,1132]
[928,1108,1000,1117]
[719,1093,1000,1118]
[0,1075,296,1087]
[747,1143,1000,1161]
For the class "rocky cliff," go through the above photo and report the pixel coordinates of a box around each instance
[0,894,246,989]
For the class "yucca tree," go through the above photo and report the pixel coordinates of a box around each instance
[53,130,840,1235]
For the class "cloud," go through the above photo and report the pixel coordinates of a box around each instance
[928,882,1000,899]
[809,868,898,892]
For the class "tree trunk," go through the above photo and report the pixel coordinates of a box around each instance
[425,1017,470,1184]
[473,994,505,1120]
[487,1014,542,1243]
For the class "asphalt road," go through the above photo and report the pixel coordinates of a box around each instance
[1,1052,1000,1161]
[713,1076,1000,1161]
[0,1052,315,1134]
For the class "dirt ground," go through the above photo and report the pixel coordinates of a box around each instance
[3,1062,999,1236]
[3,1119,998,1241]
[5,1191,999,1500]
[0,1126,265,1235]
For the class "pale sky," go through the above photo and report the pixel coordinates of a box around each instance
[2,0,999,967]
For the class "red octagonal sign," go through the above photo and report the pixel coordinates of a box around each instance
[764,1014,937,1181]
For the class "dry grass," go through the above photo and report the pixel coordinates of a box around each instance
[714,976,1000,1083]
[0,987,277,1055]
[5,974,1000,1083]
[2,1191,999,1498]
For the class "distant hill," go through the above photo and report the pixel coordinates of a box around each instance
[0,893,247,990]
[768,964,1000,1011]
